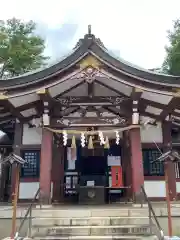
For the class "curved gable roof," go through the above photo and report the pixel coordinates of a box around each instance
[0,29,180,90]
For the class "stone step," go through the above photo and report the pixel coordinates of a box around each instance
[33,235,158,240]
[30,207,180,218]
[32,216,150,227]
[32,209,149,218]
[32,225,152,237]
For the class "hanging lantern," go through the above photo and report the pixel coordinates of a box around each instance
[32,118,36,126]
[132,112,139,125]
[71,135,76,148]
[88,136,94,149]
[81,132,86,147]
[115,131,120,145]
[62,130,68,146]
[104,136,110,149]
[42,113,50,126]
[98,131,105,145]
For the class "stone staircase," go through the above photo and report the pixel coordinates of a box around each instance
[29,206,160,240]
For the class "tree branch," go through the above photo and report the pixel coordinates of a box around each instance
[0,63,6,78]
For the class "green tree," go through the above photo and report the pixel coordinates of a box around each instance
[0,18,49,78]
[163,19,180,75]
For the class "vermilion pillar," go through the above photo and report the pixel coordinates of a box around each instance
[162,121,177,200]
[40,128,53,204]
[52,143,65,203]
[129,128,144,202]
[121,131,133,200]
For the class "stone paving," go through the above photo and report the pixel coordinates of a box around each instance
[1,203,180,239]
[0,202,180,219]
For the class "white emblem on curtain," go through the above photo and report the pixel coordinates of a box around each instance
[107,155,121,166]
[67,147,77,170]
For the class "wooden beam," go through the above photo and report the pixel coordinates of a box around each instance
[0,101,40,118]
[59,106,81,117]
[53,117,120,121]
[23,109,81,123]
[55,80,86,98]
[49,123,129,128]
[172,111,180,118]
[103,106,131,119]
[54,96,129,106]
[56,101,164,123]
[88,82,94,98]
[95,79,128,97]
[37,88,52,103]
[36,88,53,126]
[93,106,102,118]
[139,109,162,121]
[78,107,87,117]
[0,99,25,122]
[131,88,143,124]
[37,88,53,112]
[138,99,164,121]
[0,115,15,123]
[160,97,180,119]
[131,87,143,101]
[51,116,128,127]
[141,98,166,110]
[17,100,40,112]
[55,95,166,112]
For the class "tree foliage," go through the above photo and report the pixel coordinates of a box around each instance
[163,19,180,75]
[0,18,49,78]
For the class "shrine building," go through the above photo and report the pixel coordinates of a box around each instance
[0,27,180,204]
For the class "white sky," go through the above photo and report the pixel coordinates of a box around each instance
[1,0,180,69]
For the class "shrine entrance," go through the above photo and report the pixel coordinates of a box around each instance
[64,142,125,205]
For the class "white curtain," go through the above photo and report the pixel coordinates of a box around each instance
[67,147,77,170]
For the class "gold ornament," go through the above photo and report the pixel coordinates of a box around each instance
[134,87,143,93]
[79,55,101,69]
[88,136,94,149]
[173,88,180,97]
[71,135,76,148]
[104,136,110,149]
[0,92,8,100]
[36,88,46,94]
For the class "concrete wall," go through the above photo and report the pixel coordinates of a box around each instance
[140,122,163,143]
[19,182,53,199]
[144,181,180,198]
[176,182,180,193]
[144,181,166,197]
[22,124,42,145]
[18,180,180,200]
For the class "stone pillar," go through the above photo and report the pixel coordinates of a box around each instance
[11,123,23,201]
[40,128,53,204]
[129,128,144,202]
[52,143,65,203]
[162,121,177,200]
